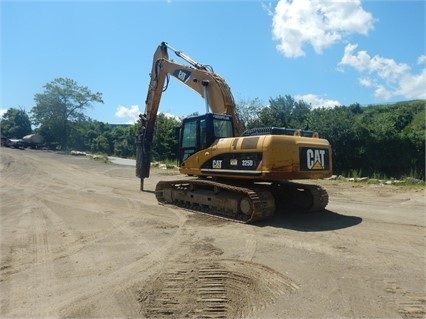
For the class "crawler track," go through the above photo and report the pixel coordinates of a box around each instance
[155,179,275,223]
[155,179,329,223]
[271,181,329,213]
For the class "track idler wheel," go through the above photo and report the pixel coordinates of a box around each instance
[239,196,254,216]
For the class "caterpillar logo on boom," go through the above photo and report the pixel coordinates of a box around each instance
[300,147,330,171]
[173,69,191,83]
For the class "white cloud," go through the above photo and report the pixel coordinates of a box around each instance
[114,106,182,124]
[397,69,426,100]
[295,94,341,108]
[163,112,182,122]
[339,44,426,100]
[272,0,374,58]
[115,105,141,124]
[261,1,274,16]
[0,108,7,117]
[358,77,373,87]
[417,55,426,65]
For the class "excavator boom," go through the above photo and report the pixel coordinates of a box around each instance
[136,42,241,189]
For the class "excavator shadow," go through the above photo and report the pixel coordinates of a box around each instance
[257,209,363,231]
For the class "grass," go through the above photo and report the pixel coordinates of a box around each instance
[337,168,425,188]
[91,153,110,164]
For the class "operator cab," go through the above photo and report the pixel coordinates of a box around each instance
[178,113,234,164]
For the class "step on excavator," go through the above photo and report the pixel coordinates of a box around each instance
[136,42,332,223]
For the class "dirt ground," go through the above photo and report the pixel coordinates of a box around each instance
[0,147,425,319]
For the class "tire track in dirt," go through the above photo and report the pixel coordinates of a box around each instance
[51,208,184,318]
[0,205,32,314]
[136,228,298,319]
[1,168,162,317]
[240,238,257,262]
[2,204,60,317]
[8,202,174,317]
[137,258,298,319]
[134,213,301,318]
[2,149,189,317]
[56,207,188,318]
[1,198,86,276]
[0,153,40,186]
[28,206,58,316]
[383,279,426,319]
[397,291,426,319]
[0,151,56,316]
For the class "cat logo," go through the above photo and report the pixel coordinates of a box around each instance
[300,148,329,171]
[212,160,222,169]
[173,69,191,83]
[307,149,325,170]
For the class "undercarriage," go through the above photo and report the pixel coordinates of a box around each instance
[155,179,328,223]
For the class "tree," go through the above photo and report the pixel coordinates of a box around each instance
[152,113,181,161]
[258,95,311,129]
[355,100,425,177]
[68,117,102,151]
[0,108,32,138]
[111,125,136,158]
[92,135,111,154]
[31,78,103,149]
[235,98,265,132]
[308,106,363,174]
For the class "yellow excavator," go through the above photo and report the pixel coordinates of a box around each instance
[136,42,332,223]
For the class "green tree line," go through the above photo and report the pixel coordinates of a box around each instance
[1,78,424,179]
[237,96,425,179]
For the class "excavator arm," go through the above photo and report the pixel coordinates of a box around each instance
[136,42,241,190]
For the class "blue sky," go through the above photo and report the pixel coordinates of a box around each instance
[1,0,425,124]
